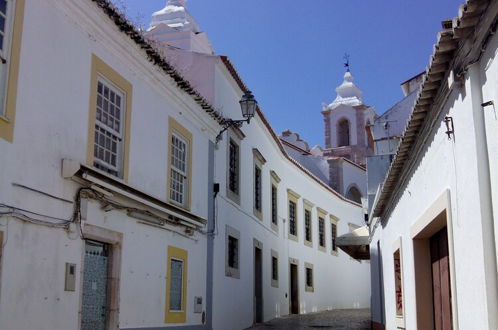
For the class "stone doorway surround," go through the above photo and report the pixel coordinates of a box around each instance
[411,190,457,329]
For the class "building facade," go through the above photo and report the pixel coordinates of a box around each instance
[368,1,498,329]
[0,1,370,330]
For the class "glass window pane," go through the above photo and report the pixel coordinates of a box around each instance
[0,1,7,15]
[169,259,183,311]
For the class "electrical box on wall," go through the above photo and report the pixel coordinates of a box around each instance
[194,296,203,313]
[65,263,76,292]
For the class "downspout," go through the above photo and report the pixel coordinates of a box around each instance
[205,140,215,330]
[468,64,498,329]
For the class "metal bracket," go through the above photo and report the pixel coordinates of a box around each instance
[216,118,250,143]
[444,116,455,140]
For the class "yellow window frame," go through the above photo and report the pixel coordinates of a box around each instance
[0,0,26,142]
[87,54,132,181]
[165,245,188,323]
[167,117,193,210]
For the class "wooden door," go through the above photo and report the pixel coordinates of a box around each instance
[254,247,263,323]
[290,264,299,314]
[430,227,452,330]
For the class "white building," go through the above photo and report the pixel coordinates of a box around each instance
[368,0,498,329]
[0,0,370,329]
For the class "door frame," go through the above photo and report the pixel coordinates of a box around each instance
[79,224,122,330]
[253,238,263,324]
[288,257,299,315]
[411,190,457,330]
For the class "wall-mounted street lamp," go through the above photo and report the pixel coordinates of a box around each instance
[216,90,257,142]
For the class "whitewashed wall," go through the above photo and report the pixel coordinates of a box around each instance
[211,63,370,330]
[370,30,498,330]
[0,0,217,329]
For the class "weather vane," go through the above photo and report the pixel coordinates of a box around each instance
[343,53,350,72]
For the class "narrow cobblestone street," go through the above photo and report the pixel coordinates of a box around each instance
[247,309,371,330]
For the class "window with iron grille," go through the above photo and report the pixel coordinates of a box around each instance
[170,132,189,206]
[305,210,312,242]
[271,185,277,225]
[228,140,239,194]
[271,256,278,281]
[169,258,184,311]
[228,236,238,270]
[319,217,325,247]
[0,0,14,117]
[93,78,124,177]
[254,165,262,212]
[306,267,313,287]
[331,223,337,251]
[289,200,297,236]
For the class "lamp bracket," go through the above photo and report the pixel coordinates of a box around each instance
[216,118,251,143]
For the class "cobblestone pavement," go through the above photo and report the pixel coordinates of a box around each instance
[247,309,371,330]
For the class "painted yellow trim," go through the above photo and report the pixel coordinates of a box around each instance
[0,0,26,142]
[167,117,193,210]
[87,54,132,181]
[165,245,188,324]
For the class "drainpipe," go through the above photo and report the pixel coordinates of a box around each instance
[205,140,215,330]
[468,63,498,329]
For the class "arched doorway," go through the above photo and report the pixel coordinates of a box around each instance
[337,119,350,147]
[346,186,362,204]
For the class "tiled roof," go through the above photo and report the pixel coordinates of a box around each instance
[90,0,228,125]
[373,0,494,218]
[220,56,362,207]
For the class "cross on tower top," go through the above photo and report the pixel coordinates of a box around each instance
[343,53,351,72]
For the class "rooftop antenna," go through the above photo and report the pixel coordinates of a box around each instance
[343,53,351,72]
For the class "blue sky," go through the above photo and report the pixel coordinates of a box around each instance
[116,0,463,147]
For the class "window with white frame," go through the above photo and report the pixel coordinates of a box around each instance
[0,0,15,117]
[93,77,125,177]
[170,132,189,206]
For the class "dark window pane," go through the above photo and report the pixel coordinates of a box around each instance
[0,16,5,33]
[228,236,238,269]
[271,185,277,225]
[305,210,311,242]
[0,1,7,15]
[289,201,296,236]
